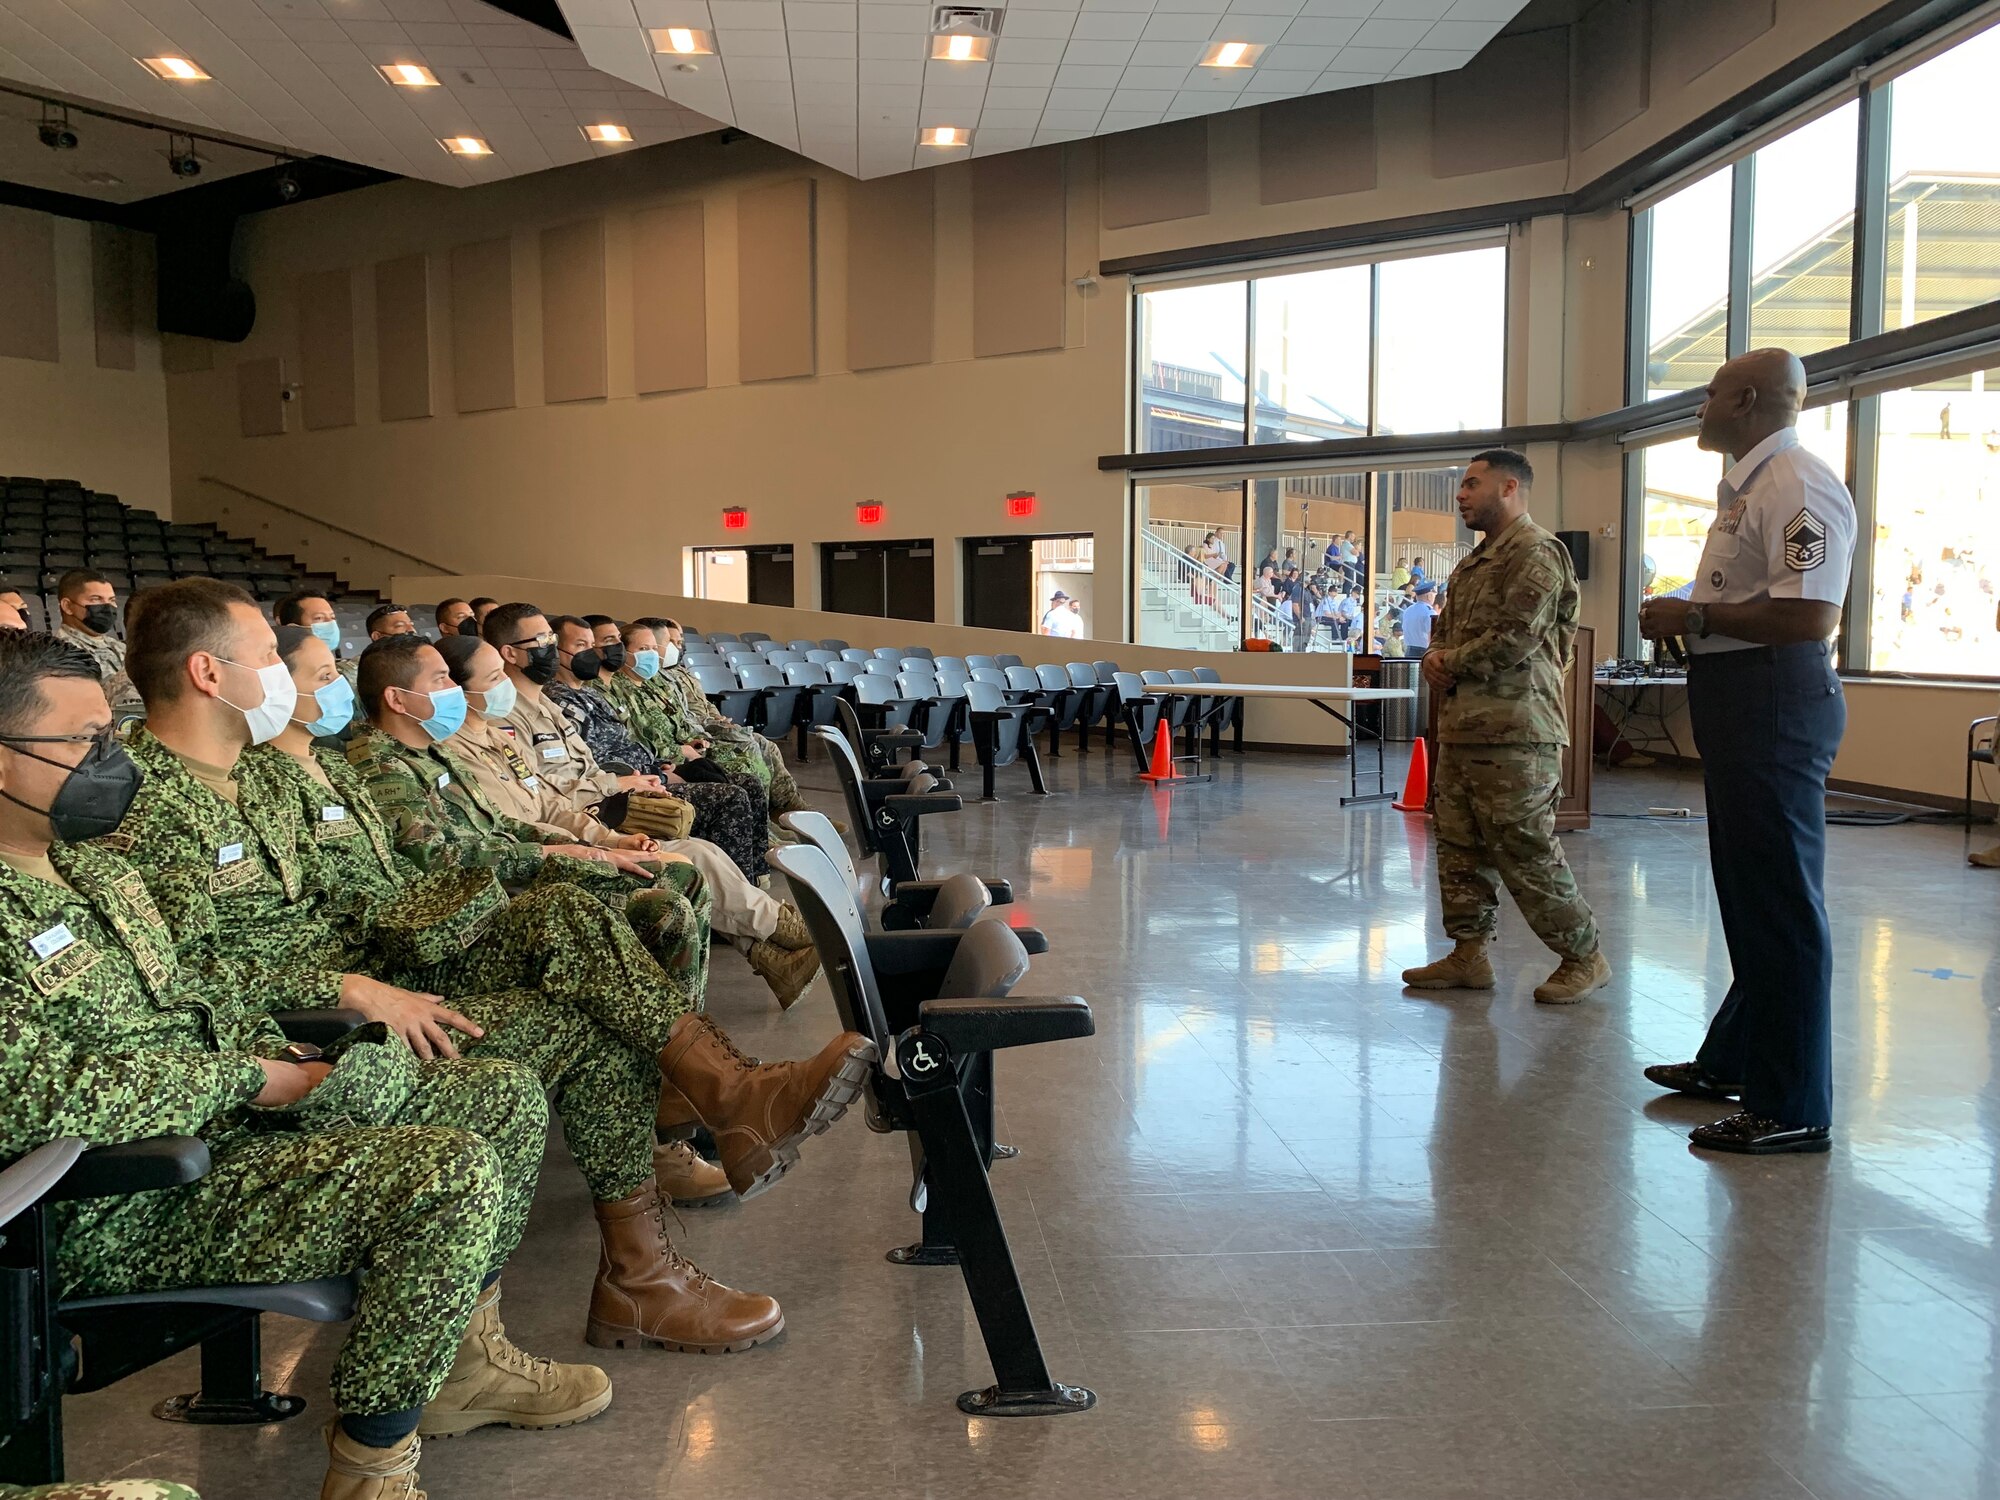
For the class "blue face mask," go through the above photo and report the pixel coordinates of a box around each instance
[412,684,468,742]
[303,675,356,738]
[474,674,517,720]
[632,649,662,680]
[310,620,341,652]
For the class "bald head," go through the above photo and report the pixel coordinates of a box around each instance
[1698,346,1808,460]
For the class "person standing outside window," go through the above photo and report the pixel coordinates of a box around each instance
[1403,450,1610,1006]
[1639,349,1855,1155]
[1399,582,1438,656]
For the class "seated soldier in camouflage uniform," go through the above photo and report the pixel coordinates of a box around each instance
[260,626,731,1209]
[0,630,608,1500]
[637,615,810,820]
[52,570,140,716]
[420,633,822,1010]
[274,588,358,686]
[2,1483,198,1500]
[482,605,767,882]
[111,580,875,1355]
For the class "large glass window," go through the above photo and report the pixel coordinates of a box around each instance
[1749,101,1860,357]
[1134,478,1245,650]
[1133,237,1508,455]
[1867,369,2000,675]
[1642,169,1733,398]
[1882,23,2000,331]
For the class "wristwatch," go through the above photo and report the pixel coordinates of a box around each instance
[279,1042,324,1066]
[1685,604,1710,640]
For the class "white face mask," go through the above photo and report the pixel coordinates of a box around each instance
[660,642,682,670]
[218,657,300,746]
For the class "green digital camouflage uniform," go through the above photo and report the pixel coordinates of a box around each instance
[1426,513,1599,960]
[332,728,712,1004]
[1,1482,202,1499]
[0,843,546,1418]
[105,731,665,1205]
[54,624,141,716]
[654,665,805,814]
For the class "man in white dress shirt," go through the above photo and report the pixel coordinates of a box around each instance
[1638,348,1856,1156]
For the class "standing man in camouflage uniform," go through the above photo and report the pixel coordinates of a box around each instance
[1402,451,1611,1005]
[0,630,608,1500]
[53,571,139,715]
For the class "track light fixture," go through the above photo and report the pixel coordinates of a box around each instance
[167,133,201,177]
[37,104,77,151]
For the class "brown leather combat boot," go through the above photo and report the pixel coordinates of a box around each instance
[320,1427,424,1500]
[653,1138,732,1206]
[657,1014,875,1198]
[587,1180,785,1353]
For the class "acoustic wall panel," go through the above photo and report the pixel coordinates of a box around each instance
[375,253,433,421]
[237,356,286,437]
[1433,29,1569,177]
[972,149,1065,359]
[1576,0,1650,149]
[1656,0,1773,86]
[633,202,707,395]
[737,179,816,384]
[449,238,516,413]
[91,224,135,372]
[846,172,934,372]
[540,218,608,404]
[1100,120,1209,228]
[1259,90,1377,205]
[0,207,58,363]
[161,334,213,374]
[299,268,357,431]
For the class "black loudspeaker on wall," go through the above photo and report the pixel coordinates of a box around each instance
[154,208,256,343]
[1555,529,1590,582]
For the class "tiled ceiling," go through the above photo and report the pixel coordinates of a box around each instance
[557,0,1535,177]
[0,0,722,194]
[0,87,277,202]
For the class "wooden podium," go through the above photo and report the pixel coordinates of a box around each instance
[1420,624,1593,831]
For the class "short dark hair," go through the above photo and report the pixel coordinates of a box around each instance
[549,614,589,641]
[620,619,657,645]
[436,633,484,684]
[469,597,497,613]
[582,614,616,630]
[480,602,545,648]
[435,598,469,628]
[634,615,678,633]
[357,634,432,716]
[125,579,258,708]
[56,569,112,603]
[274,590,331,626]
[0,630,103,737]
[274,624,317,666]
[366,603,411,635]
[1468,449,1533,489]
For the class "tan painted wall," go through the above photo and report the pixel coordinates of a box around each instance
[0,214,171,513]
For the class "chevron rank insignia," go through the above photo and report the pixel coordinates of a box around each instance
[1783,507,1826,571]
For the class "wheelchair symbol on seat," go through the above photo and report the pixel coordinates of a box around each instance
[899,1032,946,1078]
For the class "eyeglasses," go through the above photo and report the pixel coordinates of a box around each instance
[0,727,117,752]
[506,632,557,650]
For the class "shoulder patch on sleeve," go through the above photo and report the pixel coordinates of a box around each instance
[1783,507,1827,571]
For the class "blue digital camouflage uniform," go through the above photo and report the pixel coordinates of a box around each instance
[1426,513,1599,960]
[327,728,712,1005]
[105,731,666,1205]
[0,842,545,1418]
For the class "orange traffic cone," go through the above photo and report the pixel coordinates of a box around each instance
[1392,738,1430,812]
[1137,721,1179,783]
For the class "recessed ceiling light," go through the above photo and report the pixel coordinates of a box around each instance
[922,125,969,147]
[583,123,632,143]
[379,62,438,87]
[651,26,713,54]
[439,135,491,156]
[141,56,209,81]
[1201,40,1263,67]
[930,31,992,62]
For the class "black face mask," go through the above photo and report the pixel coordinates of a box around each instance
[519,644,560,685]
[566,647,603,682]
[458,617,482,637]
[0,734,144,843]
[598,643,626,673]
[81,603,118,635]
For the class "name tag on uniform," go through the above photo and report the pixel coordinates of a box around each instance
[29,922,74,960]
[521,774,542,790]
[314,810,361,841]
[210,860,261,894]
[113,872,162,927]
[217,843,244,866]
[540,745,566,761]
[436,773,451,790]
[321,805,346,821]
[29,939,99,995]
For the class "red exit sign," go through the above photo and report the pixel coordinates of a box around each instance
[722,507,748,530]
[856,501,884,525]
[1007,491,1036,517]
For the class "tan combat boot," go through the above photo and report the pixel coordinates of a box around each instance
[320,1426,423,1500]
[417,1284,613,1438]
[586,1179,785,1353]
[1970,845,2000,868]
[1534,950,1613,1005]
[771,901,815,951]
[657,1014,876,1197]
[1401,938,1496,990]
[748,938,821,1010]
[653,1138,733,1207]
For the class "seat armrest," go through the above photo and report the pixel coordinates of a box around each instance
[884,876,1017,911]
[1010,926,1051,955]
[884,791,964,819]
[917,995,1094,1053]
[273,1008,369,1046]
[864,930,971,976]
[51,1136,212,1202]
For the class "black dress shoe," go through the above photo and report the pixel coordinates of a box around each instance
[1643,1061,1743,1100]
[1689,1111,1830,1155]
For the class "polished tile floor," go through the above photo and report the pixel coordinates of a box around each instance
[67,748,2000,1498]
